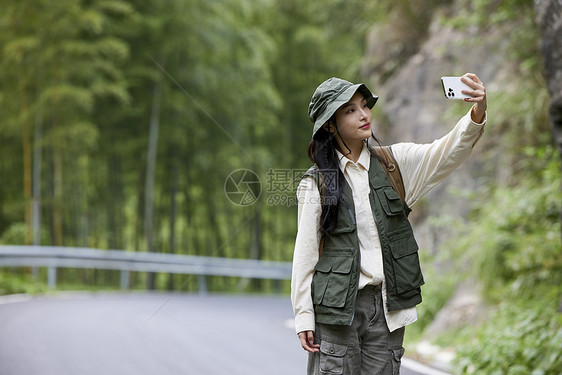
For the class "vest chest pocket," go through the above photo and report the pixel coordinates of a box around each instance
[377,187,404,216]
[312,249,354,308]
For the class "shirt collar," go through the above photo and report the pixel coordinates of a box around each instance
[335,143,371,172]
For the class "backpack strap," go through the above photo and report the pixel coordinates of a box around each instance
[369,144,406,205]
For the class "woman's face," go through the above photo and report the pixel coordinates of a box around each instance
[331,91,372,147]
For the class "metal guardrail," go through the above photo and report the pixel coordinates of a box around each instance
[0,245,292,292]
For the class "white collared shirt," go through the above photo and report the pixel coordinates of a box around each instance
[291,108,486,333]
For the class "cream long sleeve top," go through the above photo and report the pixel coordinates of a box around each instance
[291,108,486,334]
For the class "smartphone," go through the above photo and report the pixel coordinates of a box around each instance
[441,76,472,99]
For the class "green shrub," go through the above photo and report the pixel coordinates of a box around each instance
[455,300,562,375]
[0,271,46,295]
[427,145,561,373]
[442,146,561,303]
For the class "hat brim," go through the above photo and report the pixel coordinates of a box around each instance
[312,83,378,137]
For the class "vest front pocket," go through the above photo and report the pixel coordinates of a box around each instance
[312,249,354,308]
[388,232,424,295]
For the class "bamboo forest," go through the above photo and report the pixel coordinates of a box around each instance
[1,1,561,373]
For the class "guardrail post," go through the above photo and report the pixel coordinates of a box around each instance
[198,274,207,294]
[47,267,57,289]
[274,279,282,294]
[32,267,40,282]
[120,270,130,289]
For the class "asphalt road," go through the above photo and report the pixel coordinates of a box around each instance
[0,293,439,375]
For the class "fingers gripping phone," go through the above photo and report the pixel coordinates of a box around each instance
[441,76,472,99]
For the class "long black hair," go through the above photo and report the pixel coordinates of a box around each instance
[307,117,387,234]
[307,119,344,234]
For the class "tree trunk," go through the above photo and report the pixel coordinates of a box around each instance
[239,207,263,291]
[31,105,43,280]
[134,164,144,252]
[32,107,43,246]
[107,154,123,250]
[534,0,562,157]
[250,208,263,290]
[19,77,33,245]
[145,74,162,290]
[534,0,562,241]
[167,156,178,291]
[53,126,64,246]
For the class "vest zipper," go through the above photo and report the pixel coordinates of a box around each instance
[347,203,360,326]
[348,249,361,326]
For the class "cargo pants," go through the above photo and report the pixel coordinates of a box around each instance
[307,284,405,375]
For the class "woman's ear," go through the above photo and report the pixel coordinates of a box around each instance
[322,121,334,133]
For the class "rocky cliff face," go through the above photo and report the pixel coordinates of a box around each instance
[362,7,517,253]
[362,1,560,340]
[361,5,514,336]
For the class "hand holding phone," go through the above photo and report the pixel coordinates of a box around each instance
[442,73,487,123]
[441,76,472,99]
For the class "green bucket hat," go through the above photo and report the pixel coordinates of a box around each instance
[308,77,378,138]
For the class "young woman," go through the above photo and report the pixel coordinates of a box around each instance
[291,74,486,374]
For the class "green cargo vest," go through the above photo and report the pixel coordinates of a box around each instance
[305,155,424,326]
